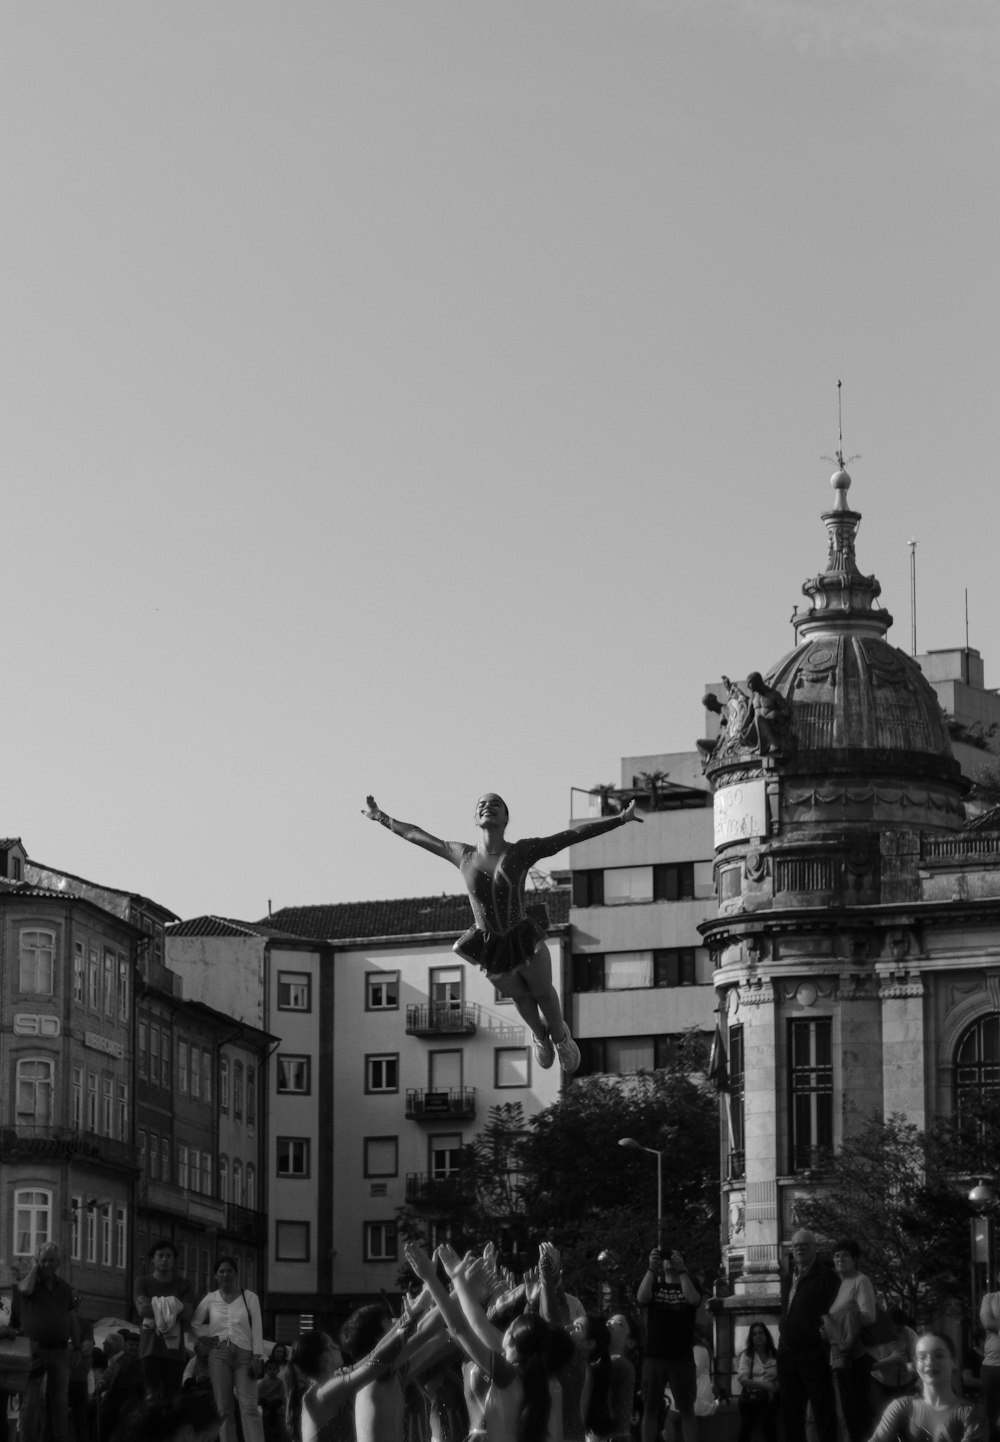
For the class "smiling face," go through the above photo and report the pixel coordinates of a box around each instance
[916,1335,952,1387]
[474,794,509,829]
[832,1249,857,1278]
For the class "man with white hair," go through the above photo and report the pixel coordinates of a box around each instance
[11,1242,79,1442]
[777,1229,839,1442]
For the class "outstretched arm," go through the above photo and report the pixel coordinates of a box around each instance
[527,799,643,864]
[362,796,458,864]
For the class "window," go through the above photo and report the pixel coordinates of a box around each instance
[277,1138,310,1177]
[234,1062,243,1120]
[102,1077,113,1135]
[115,1207,127,1269]
[955,1014,1000,1121]
[103,951,116,1016]
[149,1133,159,1180]
[139,1130,148,1174]
[277,1056,311,1093]
[160,1030,171,1089]
[653,862,696,901]
[364,1137,398,1178]
[728,1025,745,1180]
[495,1047,530,1088]
[275,1222,309,1261]
[150,1027,160,1085]
[571,869,604,907]
[70,1196,82,1260]
[117,1083,128,1140]
[138,1022,148,1079]
[191,1045,201,1098]
[202,1050,212,1103]
[233,1160,243,1205]
[220,1058,229,1110]
[19,930,56,995]
[14,1189,51,1255]
[101,1204,112,1266]
[366,1055,399,1094]
[201,1153,212,1195]
[118,958,130,1021]
[178,1041,189,1094]
[219,1156,229,1201]
[604,867,653,905]
[429,1134,462,1180]
[277,972,311,1011]
[16,1059,54,1123]
[245,1164,256,1209]
[73,943,85,1004]
[178,1145,189,1190]
[788,1018,833,1173]
[366,971,399,1011]
[576,1034,695,1077]
[72,1067,83,1128]
[654,948,698,987]
[88,946,100,1010]
[364,1221,398,1262]
[607,952,654,989]
[87,1074,98,1132]
[430,967,462,1010]
[86,1205,97,1262]
[246,1067,256,1127]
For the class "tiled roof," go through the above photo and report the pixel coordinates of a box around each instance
[261,887,571,943]
[166,916,304,941]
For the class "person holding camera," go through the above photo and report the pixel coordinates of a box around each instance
[636,1246,702,1442]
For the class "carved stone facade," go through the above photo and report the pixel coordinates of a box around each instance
[699,465,1000,1366]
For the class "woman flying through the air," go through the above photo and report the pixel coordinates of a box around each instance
[363,792,642,1073]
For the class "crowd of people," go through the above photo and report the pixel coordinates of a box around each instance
[2,1230,997,1442]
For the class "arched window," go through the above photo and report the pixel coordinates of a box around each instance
[245,1164,256,1210]
[14,1189,51,1255]
[955,1013,1000,1119]
[16,1058,54,1125]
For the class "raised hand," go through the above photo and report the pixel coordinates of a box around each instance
[362,795,381,821]
[404,1241,436,1285]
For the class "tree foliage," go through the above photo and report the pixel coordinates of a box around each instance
[396,1047,721,1308]
[795,1109,995,1321]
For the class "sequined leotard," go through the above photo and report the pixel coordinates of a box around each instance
[446,813,628,974]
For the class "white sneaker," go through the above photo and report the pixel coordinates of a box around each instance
[554,1027,581,1074]
[533,1031,555,1069]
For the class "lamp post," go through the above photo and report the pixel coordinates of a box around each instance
[619,1136,664,1242]
[969,1179,996,1324]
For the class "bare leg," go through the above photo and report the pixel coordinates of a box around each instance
[519,942,568,1040]
[491,967,548,1039]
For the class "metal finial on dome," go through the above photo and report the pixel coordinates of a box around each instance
[821,380,861,508]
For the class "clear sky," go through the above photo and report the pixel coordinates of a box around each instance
[3,0,998,921]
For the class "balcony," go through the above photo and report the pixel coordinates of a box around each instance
[405,1171,473,1206]
[404,1087,476,1122]
[139,1178,226,1229]
[405,1003,478,1038]
[225,1202,267,1246]
[0,1125,140,1174]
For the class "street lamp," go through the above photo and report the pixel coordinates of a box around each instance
[618,1136,664,1242]
[969,1179,996,1323]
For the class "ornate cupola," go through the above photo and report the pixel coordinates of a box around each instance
[701,461,965,922]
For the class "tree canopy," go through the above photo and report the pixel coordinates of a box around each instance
[396,1044,721,1307]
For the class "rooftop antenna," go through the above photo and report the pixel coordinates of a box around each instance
[821,380,862,473]
[909,539,918,655]
[965,588,970,651]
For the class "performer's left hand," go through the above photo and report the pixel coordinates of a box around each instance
[622,799,644,824]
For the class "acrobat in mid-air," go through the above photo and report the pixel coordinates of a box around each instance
[363,791,642,1073]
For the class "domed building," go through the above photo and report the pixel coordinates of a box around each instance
[700,463,1000,1334]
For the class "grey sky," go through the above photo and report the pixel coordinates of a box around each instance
[3,1,997,918]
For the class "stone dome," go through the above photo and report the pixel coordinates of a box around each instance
[765,467,960,785]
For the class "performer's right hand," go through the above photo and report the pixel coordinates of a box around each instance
[362,795,380,820]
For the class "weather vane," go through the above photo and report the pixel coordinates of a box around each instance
[821,379,861,472]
